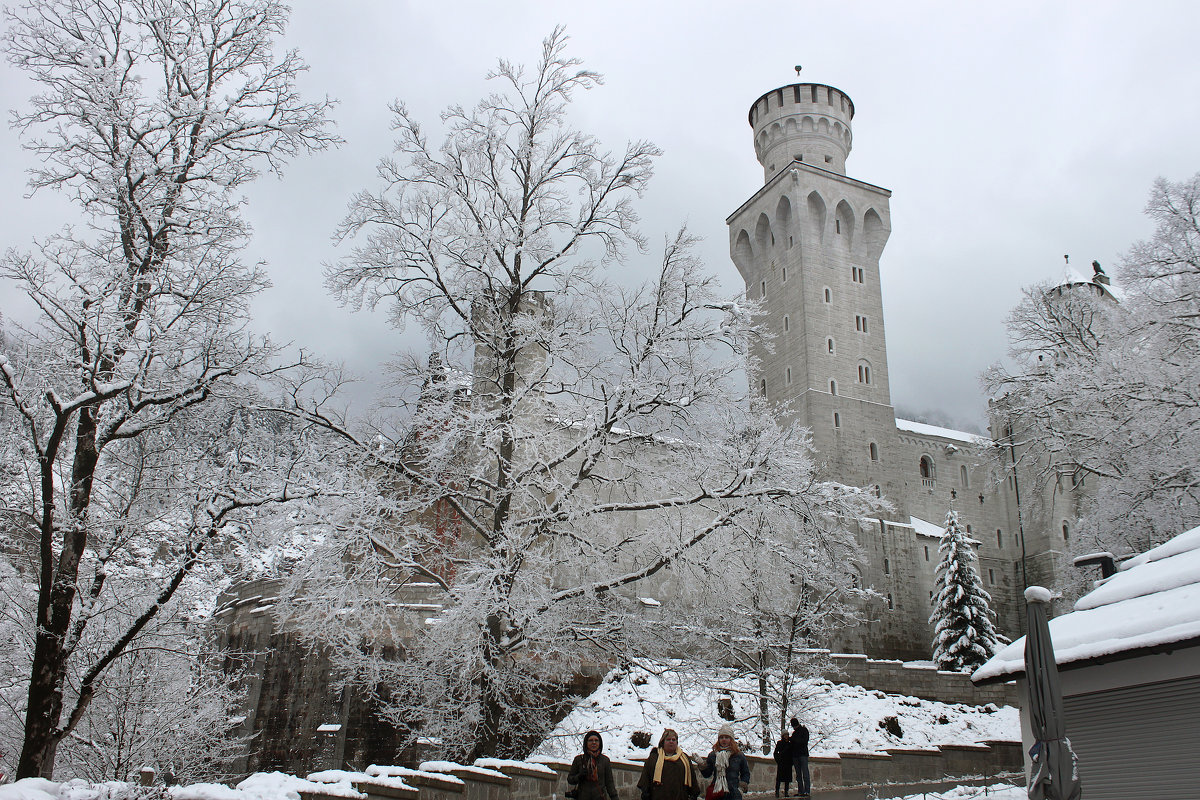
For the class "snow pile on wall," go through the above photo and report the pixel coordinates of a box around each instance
[533,664,1017,759]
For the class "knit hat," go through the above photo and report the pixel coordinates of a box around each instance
[718,724,735,738]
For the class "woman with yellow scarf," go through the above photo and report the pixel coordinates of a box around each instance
[637,729,700,800]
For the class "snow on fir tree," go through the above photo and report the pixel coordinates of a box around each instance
[929,508,1003,672]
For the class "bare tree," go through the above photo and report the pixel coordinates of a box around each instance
[1,0,337,777]
[986,173,1200,579]
[287,29,873,761]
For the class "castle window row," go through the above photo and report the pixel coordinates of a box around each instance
[731,202,885,271]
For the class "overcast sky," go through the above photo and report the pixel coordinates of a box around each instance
[3,1,1199,430]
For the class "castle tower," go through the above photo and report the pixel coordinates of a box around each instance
[728,82,906,517]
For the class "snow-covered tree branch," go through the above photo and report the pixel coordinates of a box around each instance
[281,29,875,761]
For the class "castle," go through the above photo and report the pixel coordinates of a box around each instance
[727,81,1090,658]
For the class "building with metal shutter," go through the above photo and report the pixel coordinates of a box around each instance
[972,525,1200,799]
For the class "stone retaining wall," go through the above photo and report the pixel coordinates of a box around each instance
[297,740,1019,800]
[827,654,1017,707]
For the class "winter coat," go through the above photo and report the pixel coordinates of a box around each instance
[772,737,793,784]
[638,748,700,800]
[700,750,751,800]
[568,752,618,800]
[790,724,810,760]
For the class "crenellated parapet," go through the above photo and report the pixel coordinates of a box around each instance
[749,83,855,180]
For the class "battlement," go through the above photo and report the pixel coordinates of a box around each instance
[749,83,855,180]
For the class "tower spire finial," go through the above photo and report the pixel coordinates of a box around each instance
[794,64,802,77]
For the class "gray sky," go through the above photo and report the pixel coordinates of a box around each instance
[3,0,1199,430]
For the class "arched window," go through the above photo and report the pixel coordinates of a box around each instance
[919,456,935,487]
[786,367,792,385]
[960,464,969,487]
[833,412,841,428]
[857,363,871,384]
[824,287,831,303]
[869,442,879,461]
[996,529,1003,548]
[783,315,790,332]
[828,338,835,354]
[829,380,837,395]
[1062,521,1070,541]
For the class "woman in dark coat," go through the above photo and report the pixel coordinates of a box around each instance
[638,728,699,800]
[568,730,619,800]
[772,730,793,797]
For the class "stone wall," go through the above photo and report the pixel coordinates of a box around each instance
[825,654,1017,707]
[296,743,1019,800]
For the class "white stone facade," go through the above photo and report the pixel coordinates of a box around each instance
[728,82,1082,659]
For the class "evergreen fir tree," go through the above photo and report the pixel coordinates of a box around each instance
[929,508,1002,671]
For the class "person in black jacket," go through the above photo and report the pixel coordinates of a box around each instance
[772,730,793,797]
[788,718,810,798]
[568,730,619,800]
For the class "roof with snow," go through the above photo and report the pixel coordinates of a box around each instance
[972,524,1200,683]
[1057,268,1126,302]
[895,418,989,446]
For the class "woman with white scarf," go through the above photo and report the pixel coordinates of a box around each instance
[699,725,751,800]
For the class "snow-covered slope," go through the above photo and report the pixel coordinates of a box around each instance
[534,664,1018,759]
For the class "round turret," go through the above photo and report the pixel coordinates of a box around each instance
[749,83,854,182]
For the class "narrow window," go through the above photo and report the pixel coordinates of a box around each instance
[869,442,879,461]
[783,315,790,332]
[786,367,792,385]
[829,380,837,395]
[836,219,841,234]
[865,366,871,383]
[873,484,881,497]
[1062,522,1070,541]
[884,558,890,574]
[966,524,972,534]
[760,378,767,397]
[794,86,803,103]
[824,155,833,163]
[960,465,969,487]
[862,317,868,334]
[988,568,995,585]
[886,593,894,610]
[788,236,794,248]
[858,365,864,382]
[824,288,831,303]
[855,315,861,332]
[828,338,835,354]
[997,530,1003,548]
[782,266,788,281]
[760,280,766,298]
[833,412,841,428]
[923,545,930,561]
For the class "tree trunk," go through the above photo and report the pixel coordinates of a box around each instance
[17,406,101,778]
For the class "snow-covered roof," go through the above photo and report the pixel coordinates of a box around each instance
[909,516,945,539]
[973,525,1200,683]
[1058,268,1126,302]
[895,418,989,446]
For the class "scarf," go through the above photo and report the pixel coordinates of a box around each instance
[584,755,598,782]
[711,750,731,795]
[651,748,693,788]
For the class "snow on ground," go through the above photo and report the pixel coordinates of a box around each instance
[534,664,1017,759]
[890,785,1024,800]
